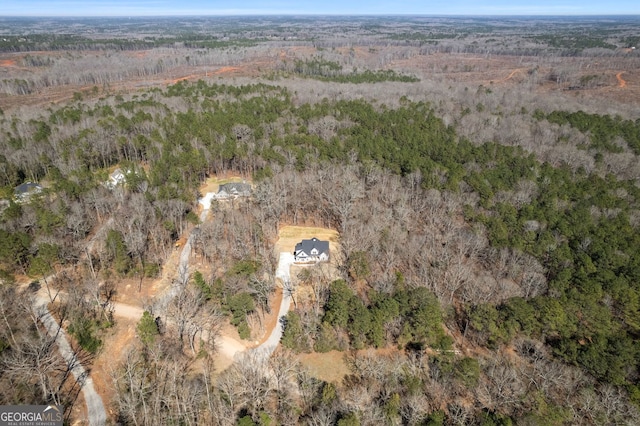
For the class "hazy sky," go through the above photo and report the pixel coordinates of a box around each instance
[3,0,639,16]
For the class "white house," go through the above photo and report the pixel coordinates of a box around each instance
[106,168,126,189]
[294,237,330,263]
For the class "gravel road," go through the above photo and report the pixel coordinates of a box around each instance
[29,194,293,426]
[35,298,107,426]
[250,252,294,361]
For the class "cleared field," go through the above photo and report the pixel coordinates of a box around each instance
[297,350,349,384]
[198,174,251,195]
[274,225,340,257]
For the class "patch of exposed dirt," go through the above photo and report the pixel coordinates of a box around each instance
[0,59,18,67]
[212,323,248,373]
[617,71,627,88]
[249,287,284,348]
[166,65,247,85]
[166,65,244,85]
[169,74,202,84]
[3,46,638,111]
[109,233,187,309]
[213,66,242,75]
[128,50,149,59]
[391,51,640,104]
[88,318,137,422]
[500,68,527,83]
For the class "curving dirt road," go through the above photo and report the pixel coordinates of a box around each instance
[249,253,294,361]
[151,193,252,361]
[501,68,525,83]
[110,298,248,358]
[108,251,293,365]
[25,219,114,425]
[34,297,107,426]
[23,192,290,425]
[152,194,294,363]
[616,72,627,88]
[152,193,212,314]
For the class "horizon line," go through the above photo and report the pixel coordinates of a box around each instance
[3,13,640,18]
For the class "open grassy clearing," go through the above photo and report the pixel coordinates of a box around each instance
[296,350,350,384]
[198,174,252,196]
[274,225,339,256]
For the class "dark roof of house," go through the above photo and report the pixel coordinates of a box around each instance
[218,182,251,195]
[295,237,329,256]
[14,182,42,196]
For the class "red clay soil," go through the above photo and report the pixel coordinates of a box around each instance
[501,68,527,83]
[213,66,242,75]
[0,59,18,67]
[88,319,138,423]
[617,71,627,88]
[167,66,243,84]
[128,50,149,59]
[2,47,639,111]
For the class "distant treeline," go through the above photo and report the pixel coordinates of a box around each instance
[282,58,420,83]
[0,34,260,52]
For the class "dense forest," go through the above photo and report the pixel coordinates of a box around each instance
[1,15,640,426]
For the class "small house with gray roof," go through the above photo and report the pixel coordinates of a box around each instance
[14,182,42,202]
[216,182,251,199]
[294,237,330,263]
